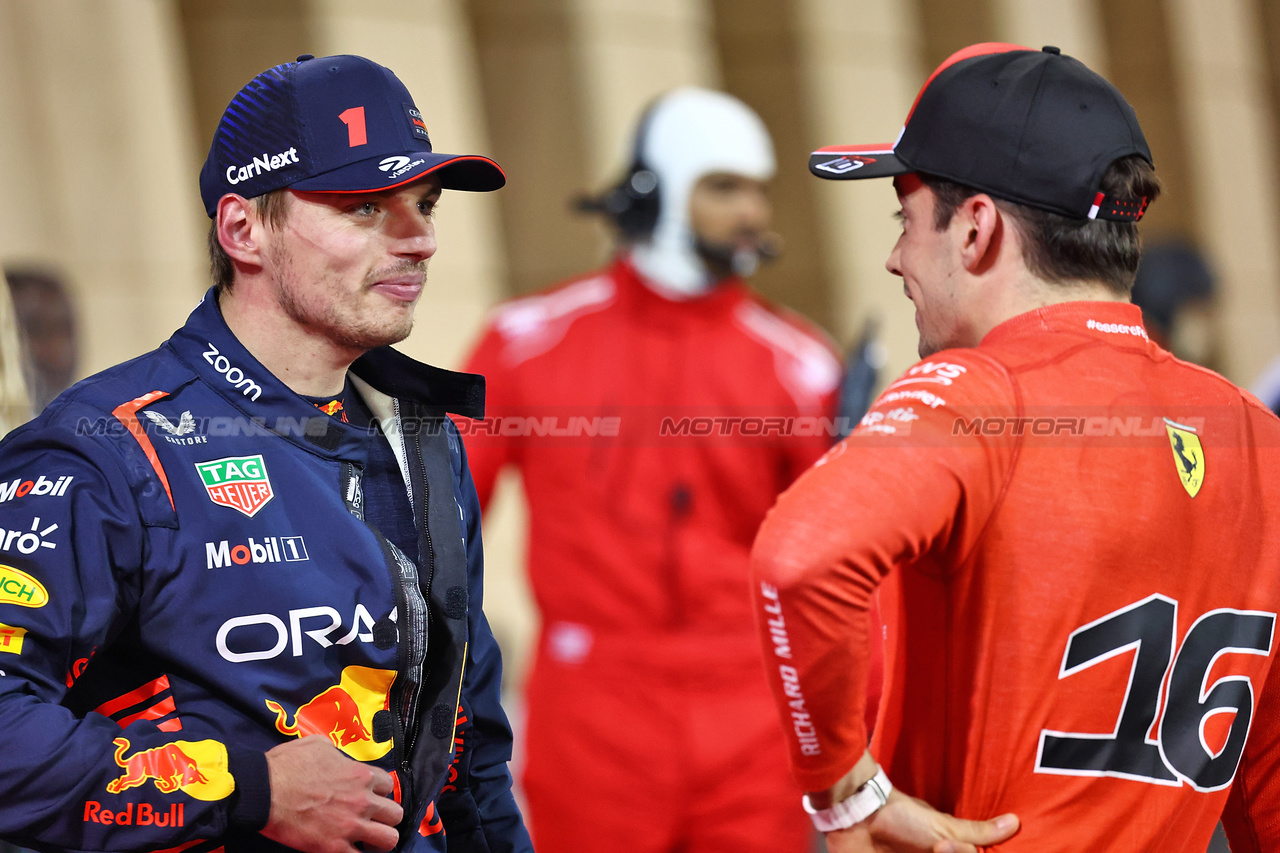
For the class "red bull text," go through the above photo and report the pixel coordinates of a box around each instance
[83,801,184,827]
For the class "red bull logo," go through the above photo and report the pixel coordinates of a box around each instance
[314,399,347,422]
[265,665,396,761]
[83,801,184,827]
[105,737,234,801]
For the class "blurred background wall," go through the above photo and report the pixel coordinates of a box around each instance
[2,0,1279,713]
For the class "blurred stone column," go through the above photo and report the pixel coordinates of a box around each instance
[566,0,720,185]
[0,272,30,436]
[1165,0,1280,384]
[0,0,205,377]
[991,0,1107,73]
[1098,0,1199,247]
[466,0,602,297]
[709,0,837,334]
[793,0,923,379]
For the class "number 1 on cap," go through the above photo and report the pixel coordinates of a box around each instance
[339,107,367,147]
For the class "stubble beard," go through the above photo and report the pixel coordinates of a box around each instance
[271,245,422,352]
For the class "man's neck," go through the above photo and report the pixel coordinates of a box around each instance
[974,272,1127,344]
[218,287,357,397]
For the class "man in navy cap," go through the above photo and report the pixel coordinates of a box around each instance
[0,54,531,853]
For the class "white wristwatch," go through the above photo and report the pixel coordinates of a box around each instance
[802,767,893,832]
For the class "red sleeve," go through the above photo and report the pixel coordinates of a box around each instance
[460,321,518,511]
[750,353,1016,791]
[1221,652,1280,851]
[783,380,841,485]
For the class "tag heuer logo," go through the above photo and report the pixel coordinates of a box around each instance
[1164,418,1205,498]
[195,455,274,517]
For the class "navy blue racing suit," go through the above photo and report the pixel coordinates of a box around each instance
[0,290,531,853]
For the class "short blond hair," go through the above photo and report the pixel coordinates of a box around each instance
[207,190,291,294]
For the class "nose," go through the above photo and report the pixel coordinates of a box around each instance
[886,240,903,277]
[743,189,771,230]
[389,202,436,265]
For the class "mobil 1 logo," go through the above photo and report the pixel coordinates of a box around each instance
[0,475,73,503]
[206,535,309,570]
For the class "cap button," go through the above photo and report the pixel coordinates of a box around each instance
[296,53,314,62]
[1042,45,1061,54]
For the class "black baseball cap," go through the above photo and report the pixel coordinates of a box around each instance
[199,54,505,217]
[808,43,1153,221]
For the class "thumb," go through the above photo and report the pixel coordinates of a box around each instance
[933,813,1020,852]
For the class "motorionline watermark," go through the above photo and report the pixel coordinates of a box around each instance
[74,414,629,441]
[74,412,859,442]
[74,407,1253,448]
[950,415,1206,438]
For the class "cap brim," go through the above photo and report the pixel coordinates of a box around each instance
[290,151,506,194]
[808,144,907,180]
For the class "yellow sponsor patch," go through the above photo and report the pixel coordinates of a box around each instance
[0,623,26,654]
[1164,418,1205,498]
[0,564,48,608]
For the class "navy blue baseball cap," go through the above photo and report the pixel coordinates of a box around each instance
[199,54,505,217]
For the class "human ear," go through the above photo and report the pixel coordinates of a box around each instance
[215,194,264,269]
[958,194,1001,275]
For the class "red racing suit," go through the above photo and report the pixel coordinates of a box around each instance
[752,301,1280,851]
[464,256,844,852]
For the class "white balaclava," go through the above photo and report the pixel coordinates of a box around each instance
[629,87,776,297]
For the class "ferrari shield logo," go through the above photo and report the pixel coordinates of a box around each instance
[1164,419,1204,498]
[195,454,274,517]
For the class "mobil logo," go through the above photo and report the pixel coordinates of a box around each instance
[195,455,273,517]
[0,475,73,503]
[205,535,309,569]
[265,665,395,761]
[105,736,234,801]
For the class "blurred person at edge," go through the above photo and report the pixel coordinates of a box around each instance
[5,267,78,413]
[0,272,31,436]
[463,87,881,852]
[751,42,1280,853]
[0,54,532,853]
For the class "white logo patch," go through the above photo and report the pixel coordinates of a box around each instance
[0,476,73,503]
[225,147,299,185]
[377,156,426,181]
[379,156,412,173]
[815,157,861,175]
[0,517,58,554]
[202,344,264,402]
[145,410,195,436]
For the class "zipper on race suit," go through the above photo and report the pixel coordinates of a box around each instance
[340,459,429,781]
[394,398,436,766]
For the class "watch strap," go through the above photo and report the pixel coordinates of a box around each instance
[802,767,893,832]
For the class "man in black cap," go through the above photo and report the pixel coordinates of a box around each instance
[0,54,530,853]
[751,43,1280,852]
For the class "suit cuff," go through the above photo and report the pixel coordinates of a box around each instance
[226,749,271,832]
